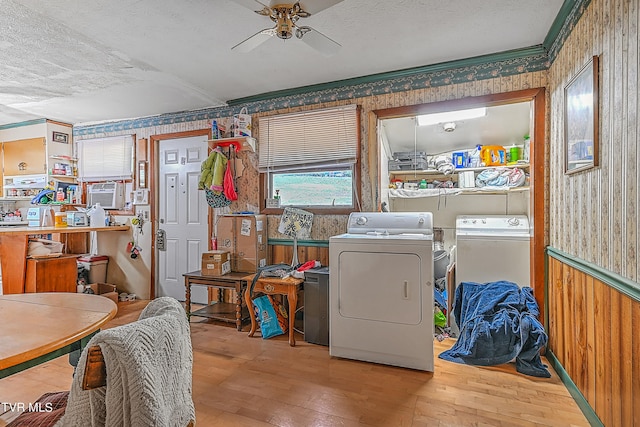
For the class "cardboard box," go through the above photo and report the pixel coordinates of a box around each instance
[83,283,118,304]
[217,214,267,273]
[201,250,231,276]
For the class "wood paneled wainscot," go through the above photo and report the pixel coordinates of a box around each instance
[268,240,329,266]
[546,248,640,427]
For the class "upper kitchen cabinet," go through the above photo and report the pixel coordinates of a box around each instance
[0,119,75,200]
[2,137,46,176]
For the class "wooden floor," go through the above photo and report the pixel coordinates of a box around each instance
[0,300,589,427]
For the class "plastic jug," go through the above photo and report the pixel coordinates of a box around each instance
[480,145,506,166]
[468,145,482,167]
[88,203,107,227]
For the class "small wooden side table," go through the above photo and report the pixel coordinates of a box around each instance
[243,274,304,346]
[183,270,250,331]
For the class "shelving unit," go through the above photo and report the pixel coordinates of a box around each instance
[388,186,529,198]
[2,174,47,200]
[390,163,530,180]
[207,136,256,152]
[388,163,530,198]
[49,155,78,181]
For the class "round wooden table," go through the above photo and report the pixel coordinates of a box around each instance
[0,292,117,378]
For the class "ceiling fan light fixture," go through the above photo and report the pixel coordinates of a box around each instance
[231,0,342,54]
[277,16,293,39]
[296,26,311,39]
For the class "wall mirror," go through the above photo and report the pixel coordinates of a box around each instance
[564,55,599,174]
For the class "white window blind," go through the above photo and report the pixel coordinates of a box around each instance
[258,104,358,172]
[77,135,134,181]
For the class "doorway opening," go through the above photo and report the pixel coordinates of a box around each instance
[372,88,546,312]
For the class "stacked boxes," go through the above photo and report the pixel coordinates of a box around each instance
[217,214,267,273]
[201,250,231,276]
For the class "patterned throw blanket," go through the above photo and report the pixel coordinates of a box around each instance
[56,297,195,426]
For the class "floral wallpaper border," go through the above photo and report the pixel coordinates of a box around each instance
[75,52,548,136]
[546,0,592,62]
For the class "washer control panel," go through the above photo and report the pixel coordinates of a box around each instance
[456,215,530,232]
[347,212,433,235]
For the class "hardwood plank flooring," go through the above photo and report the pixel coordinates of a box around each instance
[1,300,589,426]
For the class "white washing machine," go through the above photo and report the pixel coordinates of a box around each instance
[329,212,434,371]
[455,214,531,288]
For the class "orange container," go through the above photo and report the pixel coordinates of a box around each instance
[480,145,506,166]
[54,212,67,227]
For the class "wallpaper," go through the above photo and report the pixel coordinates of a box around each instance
[76,70,548,241]
[548,0,639,282]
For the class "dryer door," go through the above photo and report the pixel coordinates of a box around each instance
[337,251,422,325]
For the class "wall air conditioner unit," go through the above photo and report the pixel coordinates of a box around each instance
[88,182,125,209]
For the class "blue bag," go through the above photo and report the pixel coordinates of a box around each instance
[252,295,287,339]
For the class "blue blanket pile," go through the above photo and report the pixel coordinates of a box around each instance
[439,281,550,377]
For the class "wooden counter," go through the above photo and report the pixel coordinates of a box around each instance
[0,225,130,294]
[0,225,130,236]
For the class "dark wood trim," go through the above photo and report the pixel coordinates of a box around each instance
[530,87,546,312]
[368,110,380,210]
[261,207,358,215]
[45,119,73,128]
[372,88,547,314]
[149,129,211,299]
[374,88,546,118]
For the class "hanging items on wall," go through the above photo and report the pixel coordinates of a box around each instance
[128,213,144,259]
[200,141,241,208]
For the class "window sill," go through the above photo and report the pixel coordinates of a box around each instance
[261,207,359,215]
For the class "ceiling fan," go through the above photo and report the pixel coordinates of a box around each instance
[231,0,343,56]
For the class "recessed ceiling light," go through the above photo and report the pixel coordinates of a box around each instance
[416,107,487,126]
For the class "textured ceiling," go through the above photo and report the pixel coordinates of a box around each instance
[0,0,563,126]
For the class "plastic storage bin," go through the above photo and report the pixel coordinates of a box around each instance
[77,255,109,283]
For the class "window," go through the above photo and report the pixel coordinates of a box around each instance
[77,135,135,181]
[259,105,360,211]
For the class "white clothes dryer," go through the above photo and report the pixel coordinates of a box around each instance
[329,212,434,371]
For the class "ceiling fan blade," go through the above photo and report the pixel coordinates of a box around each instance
[231,28,275,53]
[230,0,270,13]
[297,0,344,15]
[299,26,341,56]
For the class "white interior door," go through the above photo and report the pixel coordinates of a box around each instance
[157,135,209,303]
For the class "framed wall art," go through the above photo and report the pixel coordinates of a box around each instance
[565,55,599,174]
[52,131,69,144]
